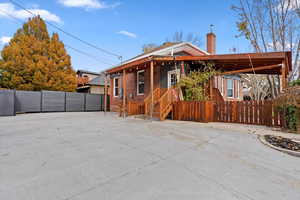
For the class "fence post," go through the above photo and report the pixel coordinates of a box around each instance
[13,89,16,116]
[84,93,87,112]
[40,90,43,112]
[204,101,214,122]
[232,101,237,122]
[64,92,67,112]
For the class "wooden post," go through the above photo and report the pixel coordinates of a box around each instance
[209,77,213,100]
[181,61,185,77]
[123,69,126,118]
[104,73,107,113]
[150,61,154,119]
[281,61,287,90]
[232,101,237,122]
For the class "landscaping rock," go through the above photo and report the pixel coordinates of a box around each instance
[264,135,300,152]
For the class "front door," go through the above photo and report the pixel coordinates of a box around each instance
[167,69,180,88]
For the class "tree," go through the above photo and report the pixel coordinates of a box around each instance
[142,43,158,53]
[178,62,218,101]
[166,31,201,47]
[232,0,300,99]
[0,16,76,91]
[142,31,201,53]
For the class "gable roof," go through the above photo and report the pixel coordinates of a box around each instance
[121,42,208,65]
[88,73,109,86]
[105,42,209,73]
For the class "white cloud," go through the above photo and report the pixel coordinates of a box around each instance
[0,36,11,45]
[0,3,62,23]
[58,0,120,10]
[267,41,295,51]
[117,30,137,38]
[279,0,299,10]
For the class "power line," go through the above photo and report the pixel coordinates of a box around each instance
[0,8,116,66]
[9,0,123,61]
[64,44,114,66]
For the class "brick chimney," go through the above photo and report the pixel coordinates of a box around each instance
[206,32,216,54]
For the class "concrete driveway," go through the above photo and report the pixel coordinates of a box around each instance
[1,112,300,200]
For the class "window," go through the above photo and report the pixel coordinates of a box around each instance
[137,70,145,95]
[113,77,120,97]
[227,79,234,98]
[168,69,180,88]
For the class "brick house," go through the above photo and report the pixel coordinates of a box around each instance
[76,70,110,94]
[105,32,291,119]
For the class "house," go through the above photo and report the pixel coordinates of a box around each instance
[105,32,291,119]
[76,70,110,94]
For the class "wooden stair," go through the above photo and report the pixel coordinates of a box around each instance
[125,88,179,121]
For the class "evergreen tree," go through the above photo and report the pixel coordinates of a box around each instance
[0,16,76,91]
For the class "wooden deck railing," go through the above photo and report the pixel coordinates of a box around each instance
[144,88,164,116]
[173,101,214,122]
[158,88,179,120]
[127,101,145,116]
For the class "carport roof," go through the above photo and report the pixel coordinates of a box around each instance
[106,51,291,76]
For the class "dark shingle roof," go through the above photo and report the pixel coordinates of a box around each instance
[77,69,100,76]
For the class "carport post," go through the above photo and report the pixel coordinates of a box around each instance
[122,69,126,118]
[281,61,287,90]
[150,60,154,119]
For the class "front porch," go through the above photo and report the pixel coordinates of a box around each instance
[105,51,291,121]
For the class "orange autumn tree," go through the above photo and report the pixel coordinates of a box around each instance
[0,16,76,91]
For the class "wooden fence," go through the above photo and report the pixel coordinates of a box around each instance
[172,100,283,127]
[127,101,145,116]
[173,101,214,122]
[214,100,283,127]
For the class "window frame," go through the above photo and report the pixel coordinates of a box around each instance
[237,80,239,98]
[227,78,234,98]
[167,69,180,88]
[113,77,120,97]
[137,70,145,95]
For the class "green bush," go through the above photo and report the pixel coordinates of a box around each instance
[289,80,300,86]
[278,105,299,131]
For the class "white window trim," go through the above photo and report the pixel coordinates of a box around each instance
[221,76,224,96]
[113,77,120,97]
[227,79,234,98]
[167,69,180,88]
[237,80,239,99]
[137,70,145,95]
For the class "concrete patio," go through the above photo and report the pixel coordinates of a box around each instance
[0,112,300,200]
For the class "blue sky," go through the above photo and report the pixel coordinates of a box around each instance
[0,0,252,72]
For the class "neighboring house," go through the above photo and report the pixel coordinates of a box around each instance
[106,31,291,117]
[76,70,110,94]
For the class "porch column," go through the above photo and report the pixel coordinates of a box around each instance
[281,61,287,91]
[209,77,214,100]
[123,69,126,118]
[150,61,154,118]
[181,61,185,77]
[104,73,107,113]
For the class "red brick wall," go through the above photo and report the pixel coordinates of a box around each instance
[109,64,161,112]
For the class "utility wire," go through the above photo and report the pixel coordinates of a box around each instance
[9,0,123,61]
[0,8,116,66]
[64,44,114,66]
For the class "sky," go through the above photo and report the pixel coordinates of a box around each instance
[0,0,252,72]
